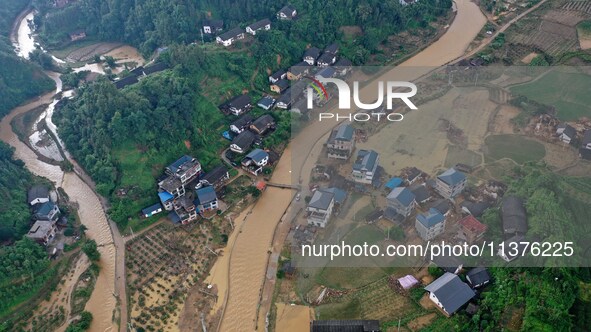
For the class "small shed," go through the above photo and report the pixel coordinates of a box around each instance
[398,275,419,290]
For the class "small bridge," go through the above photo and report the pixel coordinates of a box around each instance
[265,182,301,190]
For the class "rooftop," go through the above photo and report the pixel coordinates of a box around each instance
[231,130,256,150]
[308,190,335,211]
[218,27,244,41]
[142,203,162,216]
[27,220,54,238]
[304,47,321,59]
[251,114,275,132]
[437,167,466,186]
[28,185,49,202]
[201,165,228,184]
[387,187,415,207]
[353,149,378,172]
[196,186,217,204]
[228,94,252,110]
[167,155,200,176]
[384,177,403,190]
[230,114,254,129]
[466,267,491,286]
[459,215,487,234]
[328,124,354,144]
[245,148,269,163]
[425,272,475,315]
[159,175,183,193]
[416,208,445,228]
[247,18,271,30]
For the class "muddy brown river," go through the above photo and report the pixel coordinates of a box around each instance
[2,12,120,332]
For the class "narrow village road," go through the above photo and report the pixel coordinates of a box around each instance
[452,0,550,64]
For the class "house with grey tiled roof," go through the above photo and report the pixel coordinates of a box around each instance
[327,124,355,160]
[425,272,475,316]
[307,190,335,228]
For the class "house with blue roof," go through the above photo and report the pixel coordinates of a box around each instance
[435,167,466,199]
[327,124,355,160]
[195,186,218,212]
[387,187,416,217]
[142,203,163,218]
[158,191,174,211]
[415,208,446,240]
[241,149,269,175]
[352,149,379,184]
[33,201,60,221]
[322,187,347,206]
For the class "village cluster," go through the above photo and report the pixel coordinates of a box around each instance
[287,121,537,319]
[535,114,591,160]
[23,185,65,249]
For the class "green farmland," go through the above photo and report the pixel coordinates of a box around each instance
[510,69,591,121]
[484,134,546,164]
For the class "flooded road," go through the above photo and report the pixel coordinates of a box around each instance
[215,0,487,330]
[2,10,122,332]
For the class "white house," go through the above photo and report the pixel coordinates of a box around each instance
[434,167,466,199]
[277,4,297,20]
[557,124,576,144]
[415,208,446,241]
[246,19,271,35]
[307,190,335,228]
[216,28,245,47]
[241,149,269,176]
[424,272,475,316]
[351,149,379,184]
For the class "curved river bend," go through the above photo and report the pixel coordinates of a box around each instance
[2,11,119,332]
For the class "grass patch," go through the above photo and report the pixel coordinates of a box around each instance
[444,145,482,168]
[510,69,591,121]
[484,134,545,164]
[577,21,591,36]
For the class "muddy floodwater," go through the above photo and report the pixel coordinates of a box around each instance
[214,0,487,331]
[0,10,131,332]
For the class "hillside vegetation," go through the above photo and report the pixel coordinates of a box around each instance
[32,0,451,60]
[0,142,35,242]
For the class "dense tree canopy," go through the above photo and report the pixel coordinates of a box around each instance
[0,142,35,242]
[33,0,451,57]
[0,237,54,317]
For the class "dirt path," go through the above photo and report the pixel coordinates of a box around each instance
[24,253,90,331]
[452,0,550,64]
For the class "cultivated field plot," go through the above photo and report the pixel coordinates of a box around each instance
[505,1,591,59]
[315,276,425,323]
[357,88,496,176]
[126,222,221,331]
[483,134,546,164]
[509,69,591,121]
